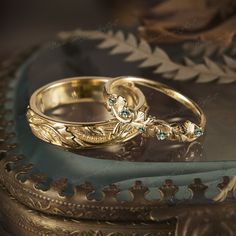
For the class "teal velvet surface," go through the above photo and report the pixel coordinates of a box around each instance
[9,43,236,200]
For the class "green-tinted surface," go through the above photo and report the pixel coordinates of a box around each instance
[9,41,236,200]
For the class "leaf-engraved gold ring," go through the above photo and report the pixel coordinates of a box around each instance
[104,76,206,142]
[26,76,148,149]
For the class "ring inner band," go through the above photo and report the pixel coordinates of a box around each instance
[33,78,140,121]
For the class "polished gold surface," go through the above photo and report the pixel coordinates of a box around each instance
[104,76,206,142]
[27,76,147,148]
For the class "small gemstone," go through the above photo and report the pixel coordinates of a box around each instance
[194,128,203,137]
[157,131,166,140]
[138,126,145,133]
[108,96,117,106]
[120,108,131,118]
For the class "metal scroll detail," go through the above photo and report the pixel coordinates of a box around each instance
[27,109,77,147]
[3,179,236,236]
[27,108,137,148]
[0,185,175,236]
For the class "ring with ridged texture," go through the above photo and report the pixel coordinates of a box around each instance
[104,76,206,142]
[26,76,148,149]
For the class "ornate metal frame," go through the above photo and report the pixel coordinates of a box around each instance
[0,48,236,222]
[2,182,236,236]
[0,184,175,236]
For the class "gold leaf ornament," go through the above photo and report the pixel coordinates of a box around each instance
[59,29,236,83]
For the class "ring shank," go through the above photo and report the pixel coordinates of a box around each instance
[31,77,142,120]
[105,76,206,142]
[27,77,147,148]
[128,77,206,129]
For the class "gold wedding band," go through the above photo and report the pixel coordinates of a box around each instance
[104,76,206,142]
[27,76,206,149]
[26,76,148,149]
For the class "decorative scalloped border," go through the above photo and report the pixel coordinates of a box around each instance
[0,184,175,236]
[0,47,235,221]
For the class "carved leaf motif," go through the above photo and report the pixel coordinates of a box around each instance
[30,123,64,145]
[135,111,145,123]
[85,126,106,136]
[112,122,134,139]
[115,96,126,113]
[59,29,236,83]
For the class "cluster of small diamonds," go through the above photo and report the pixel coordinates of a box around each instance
[107,95,132,119]
[107,95,204,141]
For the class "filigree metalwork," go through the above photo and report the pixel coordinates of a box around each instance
[108,96,204,142]
[0,185,175,236]
[2,180,236,236]
[27,108,137,148]
[0,47,236,223]
[105,78,205,142]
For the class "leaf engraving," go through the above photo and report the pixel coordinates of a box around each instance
[59,29,236,83]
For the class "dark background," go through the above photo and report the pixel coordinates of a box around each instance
[0,0,151,60]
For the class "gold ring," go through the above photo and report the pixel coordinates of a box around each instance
[104,76,206,142]
[26,76,148,149]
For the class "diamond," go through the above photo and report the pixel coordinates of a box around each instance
[194,128,203,137]
[138,126,146,133]
[156,131,166,140]
[120,107,131,118]
[108,95,117,106]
